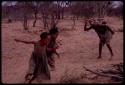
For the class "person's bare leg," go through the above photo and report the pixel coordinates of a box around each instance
[106,43,114,60]
[25,74,32,81]
[97,41,104,59]
[28,75,36,84]
[25,74,35,83]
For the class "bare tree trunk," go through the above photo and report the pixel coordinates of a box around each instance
[8,18,12,23]
[72,16,76,29]
[96,1,111,18]
[57,12,61,19]
[33,12,37,27]
[61,8,65,19]
[42,14,49,29]
[98,3,101,18]
[77,16,79,20]
[23,15,28,30]
[50,14,55,28]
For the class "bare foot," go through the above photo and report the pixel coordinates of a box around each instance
[97,56,102,59]
[50,67,56,71]
[109,56,113,61]
[111,53,114,57]
[109,54,114,60]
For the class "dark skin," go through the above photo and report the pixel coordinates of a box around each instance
[15,39,37,44]
[14,38,48,83]
[47,33,60,58]
[14,38,48,46]
[84,20,114,60]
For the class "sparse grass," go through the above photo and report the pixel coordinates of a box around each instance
[2,16,123,83]
[60,67,87,83]
[117,28,123,32]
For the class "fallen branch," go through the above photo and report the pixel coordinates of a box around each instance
[83,66,123,80]
[98,69,121,75]
[111,63,123,73]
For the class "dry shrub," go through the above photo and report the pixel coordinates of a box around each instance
[117,28,123,32]
[60,65,87,83]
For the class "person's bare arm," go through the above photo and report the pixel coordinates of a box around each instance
[14,39,37,44]
[84,20,92,31]
[47,46,59,52]
[107,26,114,34]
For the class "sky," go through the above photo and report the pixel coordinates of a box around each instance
[2,1,123,8]
[2,1,17,6]
[112,1,123,8]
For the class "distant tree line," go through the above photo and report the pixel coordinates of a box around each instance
[2,1,123,30]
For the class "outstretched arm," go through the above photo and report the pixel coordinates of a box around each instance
[14,39,37,44]
[107,26,114,34]
[84,20,92,31]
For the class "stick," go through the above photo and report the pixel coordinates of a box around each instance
[98,69,121,74]
[54,51,60,59]
[83,66,122,79]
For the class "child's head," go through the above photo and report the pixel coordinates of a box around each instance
[49,27,59,39]
[102,21,106,25]
[40,32,48,44]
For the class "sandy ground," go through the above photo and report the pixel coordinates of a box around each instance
[2,17,123,84]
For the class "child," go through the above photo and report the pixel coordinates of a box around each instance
[47,25,59,71]
[84,19,114,60]
[15,32,50,83]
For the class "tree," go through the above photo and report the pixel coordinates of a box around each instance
[107,1,123,17]
[16,2,33,30]
[32,2,39,27]
[2,1,13,23]
[39,2,52,30]
[39,1,61,30]
[96,1,111,18]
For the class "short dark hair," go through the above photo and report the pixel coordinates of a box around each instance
[40,32,48,39]
[49,27,59,35]
[102,21,106,24]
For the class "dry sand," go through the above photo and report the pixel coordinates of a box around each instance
[2,17,123,84]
